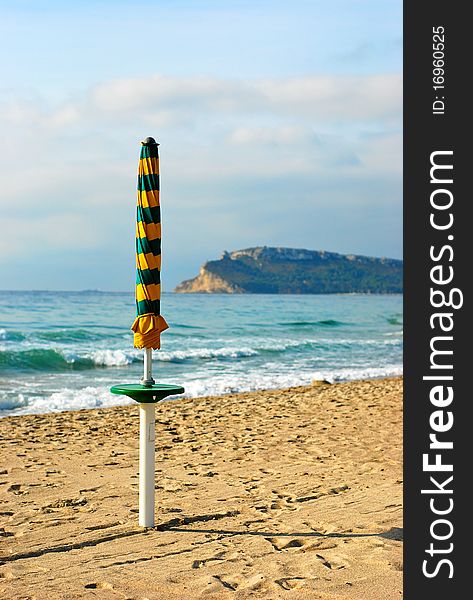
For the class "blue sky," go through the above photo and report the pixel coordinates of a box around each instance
[0,0,402,291]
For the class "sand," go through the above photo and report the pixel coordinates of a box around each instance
[0,377,403,600]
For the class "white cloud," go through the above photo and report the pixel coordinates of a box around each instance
[87,73,401,125]
[0,72,401,206]
[0,73,401,131]
[228,125,315,145]
[0,71,401,286]
[257,74,401,121]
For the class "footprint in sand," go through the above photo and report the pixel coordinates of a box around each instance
[294,494,320,503]
[79,486,101,494]
[269,499,286,510]
[275,577,306,590]
[305,540,338,551]
[44,469,66,477]
[305,520,342,535]
[43,497,87,511]
[84,582,114,590]
[85,521,122,531]
[192,550,239,570]
[7,484,28,495]
[316,553,350,570]
[0,528,14,537]
[265,537,306,551]
[212,573,266,592]
[0,569,14,580]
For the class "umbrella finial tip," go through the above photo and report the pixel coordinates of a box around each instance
[141,137,159,146]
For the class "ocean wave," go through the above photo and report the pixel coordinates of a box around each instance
[0,328,26,341]
[1,359,404,417]
[156,347,259,362]
[159,365,404,398]
[0,334,402,372]
[35,329,114,343]
[279,319,346,327]
[0,327,126,344]
[2,386,128,415]
[156,338,401,362]
[83,349,140,367]
[180,365,403,397]
[253,337,402,351]
[0,364,403,416]
[325,365,403,383]
[0,393,29,412]
[319,337,402,347]
[0,348,140,371]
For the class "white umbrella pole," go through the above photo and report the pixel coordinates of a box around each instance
[139,402,155,527]
[139,347,156,527]
[142,348,155,386]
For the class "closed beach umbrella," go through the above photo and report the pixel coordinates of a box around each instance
[111,137,183,529]
[131,137,169,382]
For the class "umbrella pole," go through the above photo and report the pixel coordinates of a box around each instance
[140,348,156,527]
[139,402,156,527]
[142,348,155,386]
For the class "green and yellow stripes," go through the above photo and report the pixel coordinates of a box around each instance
[132,139,169,349]
[137,204,160,224]
[136,267,160,287]
[137,173,160,192]
[136,251,161,272]
[136,235,161,258]
[135,299,161,316]
[137,145,160,192]
[135,142,162,319]
[139,144,159,160]
[136,220,161,241]
[137,189,159,209]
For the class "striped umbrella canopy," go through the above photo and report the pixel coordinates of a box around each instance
[131,137,169,349]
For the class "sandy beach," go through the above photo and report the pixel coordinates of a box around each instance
[0,377,402,599]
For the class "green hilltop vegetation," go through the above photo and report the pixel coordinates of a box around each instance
[174,247,403,294]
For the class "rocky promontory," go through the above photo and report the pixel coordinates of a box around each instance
[174,247,403,294]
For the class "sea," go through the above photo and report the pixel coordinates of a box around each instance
[0,291,403,417]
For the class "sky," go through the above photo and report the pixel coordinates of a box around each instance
[0,0,402,291]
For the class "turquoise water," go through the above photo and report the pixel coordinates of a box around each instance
[0,291,402,416]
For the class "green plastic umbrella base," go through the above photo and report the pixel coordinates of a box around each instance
[110,383,185,403]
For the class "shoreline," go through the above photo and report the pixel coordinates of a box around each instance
[1,377,402,599]
[1,374,403,420]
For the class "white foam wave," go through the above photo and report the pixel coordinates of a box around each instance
[324,365,403,383]
[0,393,29,411]
[0,364,403,416]
[58,346,259,366]
[169,365,403,399]
[60,349,140,366]
[156,347,258,362]
[10,386,131,415]
[157,338,401,362]
[86,349,139,366]
[201,337,402,350]
[1,336,402,372]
